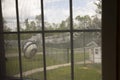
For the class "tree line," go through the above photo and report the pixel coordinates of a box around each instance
[3,0,101,40]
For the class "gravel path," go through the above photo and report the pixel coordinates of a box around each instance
[6,52,43,58]
[14,60,91,77]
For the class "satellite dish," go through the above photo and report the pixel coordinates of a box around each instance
[22,41,38,59]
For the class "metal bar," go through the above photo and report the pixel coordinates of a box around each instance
[15,0,23,79]
[1,29,101,34]
[83,32,86,65]
[71,29,101,32]
[67,48,70,63]
[41,0,47,80]
[69,0,74,80]
[0,0,6,79]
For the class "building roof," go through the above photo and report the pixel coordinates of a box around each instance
[86,41,99,48]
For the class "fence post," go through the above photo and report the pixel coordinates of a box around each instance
[83,32,86,66]
[67,48,69,63]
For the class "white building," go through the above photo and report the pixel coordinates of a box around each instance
[86,41,101,63]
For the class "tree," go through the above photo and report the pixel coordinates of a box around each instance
[65,17,70,29]
[94,0,102,15]
[3,18,12,32]
[36,14,41,22]
[52,23,59,30]
[90,0,102,45]
[58,17,70,30]
[24,18,30,31]
[44,22,53,30]
[59,21,66,30]
[35,14,42,30]
[30,21,36,31]
[75,15,91,29]
[4,25,12,32]
[92,15,101,29]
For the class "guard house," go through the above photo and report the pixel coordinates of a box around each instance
[86,41,101,63]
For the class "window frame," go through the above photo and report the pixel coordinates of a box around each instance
[102,0,118,80]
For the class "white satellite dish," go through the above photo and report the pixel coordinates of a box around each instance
[22,41,38,59]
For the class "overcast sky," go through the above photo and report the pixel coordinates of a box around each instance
[2,0,97,30]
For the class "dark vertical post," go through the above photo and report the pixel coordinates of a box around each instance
[83,32,86,65]
[0,0,6,79]
[41,0,47,80]
[93,50,95,63]
[15,0,23,79]
[67,48,69,63]
[69,0,74,80]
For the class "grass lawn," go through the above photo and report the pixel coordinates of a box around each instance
[6,53,44,76]
[6,51,89,76]
[5,47,18,54]
[26,64,101,80]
